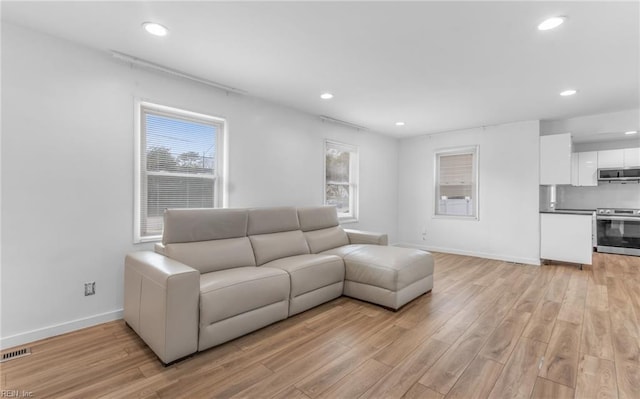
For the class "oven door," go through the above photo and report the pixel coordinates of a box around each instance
[596,216,640,256]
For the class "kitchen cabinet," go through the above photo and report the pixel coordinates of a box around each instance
[576,151,598,186]
[624,147,640,167]
[597,149,624,168]
[571,151,598,186]
[540,133,572,185]
[571,155,579,186]
[597,147,640,168]
[540,213,593,265]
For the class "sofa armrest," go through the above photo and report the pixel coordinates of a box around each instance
[124,251,200,364]
[154,242,166,256]
[344,229,389,246]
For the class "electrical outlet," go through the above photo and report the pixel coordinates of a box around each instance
[84,282,95,296]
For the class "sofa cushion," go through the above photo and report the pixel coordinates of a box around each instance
[199,267,289,326]
[263,254,345,297]
[164,237,256,274]
[248,207,300,235]
[304,226,350,253]
[297,206,340,232]
[163,208,248,244]
[342,245,433,291]
[249,230,310,265]
[320,244,366,258]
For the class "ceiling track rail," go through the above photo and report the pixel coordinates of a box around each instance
[111,51,248,95]
[319,115,368,131]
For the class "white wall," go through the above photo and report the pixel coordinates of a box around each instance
[0,23,398,347]
[397,121,541,265]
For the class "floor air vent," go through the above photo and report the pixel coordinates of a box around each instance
[1,347,31,363]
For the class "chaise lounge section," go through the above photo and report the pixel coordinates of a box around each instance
[124,205,433,364]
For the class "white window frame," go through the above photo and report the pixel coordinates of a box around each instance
[324,140,359,223]
[134,100,226,243]
[434,145,479,220]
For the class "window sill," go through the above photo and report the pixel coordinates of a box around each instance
[433,214,479,221]
[134,235,162,244]
[339,217,359,225]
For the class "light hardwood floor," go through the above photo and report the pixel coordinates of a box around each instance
[1,252,639,398]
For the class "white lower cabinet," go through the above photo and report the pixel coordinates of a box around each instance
[540,213,593,265]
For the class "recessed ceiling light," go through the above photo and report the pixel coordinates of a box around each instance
[538,16,566,31]
[395,122,405,126]
[142,22,169,37]
[320,92,334,100]
[625,130,638,135]
[560,89,577,96]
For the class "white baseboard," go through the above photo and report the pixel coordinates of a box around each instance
[0,309,123,350]
[394,242,541,266]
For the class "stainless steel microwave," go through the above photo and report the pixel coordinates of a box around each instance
[598,167,640,182]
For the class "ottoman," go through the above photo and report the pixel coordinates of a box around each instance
[340,245,434,310]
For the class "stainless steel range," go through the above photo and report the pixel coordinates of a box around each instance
[596,208,640,256]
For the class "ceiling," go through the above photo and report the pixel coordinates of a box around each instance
[2,1,639,138]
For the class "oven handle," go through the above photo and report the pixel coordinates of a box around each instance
[596,215,639,221]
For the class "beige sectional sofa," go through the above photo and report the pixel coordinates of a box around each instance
[124,206,433,364]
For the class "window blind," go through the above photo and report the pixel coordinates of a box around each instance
[139,107,220,239]
[438,153,473,198]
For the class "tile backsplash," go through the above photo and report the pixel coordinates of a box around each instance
[555,183,640,209]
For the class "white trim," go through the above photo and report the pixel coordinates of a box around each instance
[394,242,541,266]
[134,100,226,243]
[133,98,143,244]
[0,309,123,350]
[221,119,229,208]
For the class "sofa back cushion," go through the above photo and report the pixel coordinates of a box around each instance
[164,237,256,274]
[304,226,350,254]
[247,207,310,265]
[297,206,340,232]
[163,208,248,245]
[297,206,349,253]
[247,206,300,235]
[250,231,310,265]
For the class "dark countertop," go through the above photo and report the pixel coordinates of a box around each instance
[540,209,595,215]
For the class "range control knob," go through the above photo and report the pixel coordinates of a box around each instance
[606,209,612,214]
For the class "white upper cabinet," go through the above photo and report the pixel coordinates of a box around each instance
[624,147,640,167]
[597,147,640,168]
[540,133,572,185]
[571,154,579,186]
[597,149,624,168]
[577,151,598,186]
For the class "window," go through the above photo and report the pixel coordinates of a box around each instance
[435,146,478,218]
[135,101,225,242]
[325,140,359,222]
